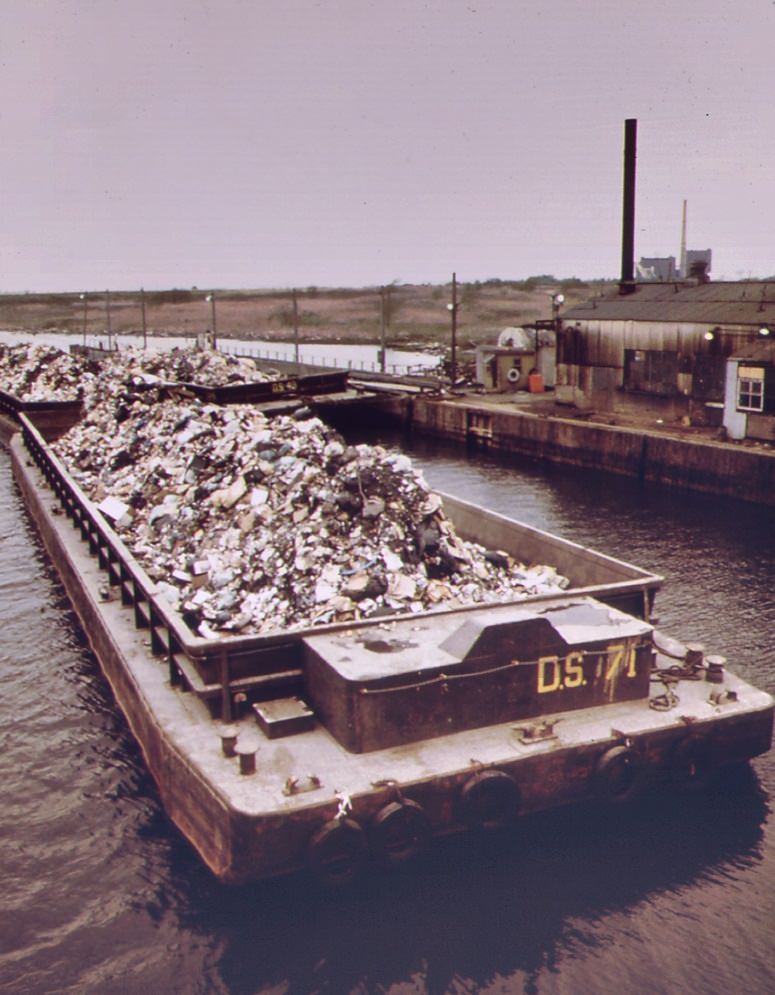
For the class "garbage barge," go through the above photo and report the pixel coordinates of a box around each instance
[4,410,773,886]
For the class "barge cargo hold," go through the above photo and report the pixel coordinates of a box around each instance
[4,412,773,886]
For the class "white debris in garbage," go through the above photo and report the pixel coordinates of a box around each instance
[51,380,570,635]
[96,495,133,528]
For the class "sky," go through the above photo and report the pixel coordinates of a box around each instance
[3,0,774,292]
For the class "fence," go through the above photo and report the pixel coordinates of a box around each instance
[219,342,438,377]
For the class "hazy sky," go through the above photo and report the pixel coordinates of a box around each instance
[3,0,774,291]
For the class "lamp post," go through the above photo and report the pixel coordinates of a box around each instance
[80,293,88,346]
[446,272,459,383]
[292,289,300,365]
[140,287,148,349]
[205,292,217,349]
[551,292,565,328]
[105,289,112,350]
[379,285,391,373]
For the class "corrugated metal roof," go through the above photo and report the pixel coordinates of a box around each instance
[731,339,775,362]
[562,281,775,326]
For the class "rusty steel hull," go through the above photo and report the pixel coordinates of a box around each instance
[6,424,774,885]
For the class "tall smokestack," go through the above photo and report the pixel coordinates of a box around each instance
[679,199,687,279]
[619,118,637,294]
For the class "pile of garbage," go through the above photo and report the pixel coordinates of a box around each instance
[0,343,274,404]
[0,344,98,401]
[52,386,570,636]
[101,346,275,388]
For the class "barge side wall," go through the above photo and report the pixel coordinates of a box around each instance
[7,432,241,881]
[372,397,775,506]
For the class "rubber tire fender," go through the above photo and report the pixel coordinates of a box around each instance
[669,735,714,792]
[593,745,645,805]
[369,799,432,866]
[306,817,369,888]
[459,769,521,831]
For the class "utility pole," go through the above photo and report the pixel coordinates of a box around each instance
[448,272,459,382]
[385,284,392,369]
[292,289,300,366]
[105,289,113,350]
[140,287,147,349]
[379,286,387,372]
[205,292,217,349]
[80,293,88,346]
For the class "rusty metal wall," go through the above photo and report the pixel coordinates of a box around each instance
[561,319,767,372]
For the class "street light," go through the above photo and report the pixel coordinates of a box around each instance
[447,272,460,383]
[105,289,113,350]
[205,293,217,349]
[79,292,88,346]
[140,287,148,349]
[292,289,300,365]
[379,286,389,373]
[551,292,565,327]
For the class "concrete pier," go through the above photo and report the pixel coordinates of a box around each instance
[363,393,775,506]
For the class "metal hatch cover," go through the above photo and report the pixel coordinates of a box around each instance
[303,596,653,753]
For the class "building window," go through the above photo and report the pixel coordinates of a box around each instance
[737,366,765,412]
[623,349,679,395]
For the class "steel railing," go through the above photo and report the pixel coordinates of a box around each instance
[18,412,308,720]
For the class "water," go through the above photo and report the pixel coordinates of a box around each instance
[1,434,774,995]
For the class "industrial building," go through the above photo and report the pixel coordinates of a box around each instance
[557,280,775,429]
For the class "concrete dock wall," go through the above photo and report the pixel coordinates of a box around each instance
[372,395,775,506]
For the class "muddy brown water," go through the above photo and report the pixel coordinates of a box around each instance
[1,433,773,995]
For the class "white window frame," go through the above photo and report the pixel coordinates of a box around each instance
[737,366,765,413]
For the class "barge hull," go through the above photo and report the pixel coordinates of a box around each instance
[6,422,773,884]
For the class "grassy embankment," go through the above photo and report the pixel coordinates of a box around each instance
[0,280,609,353]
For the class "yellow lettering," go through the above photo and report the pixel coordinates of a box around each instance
[564,651,584,688]
[537,655,561,693]
[626,642,638,678]
[606,644,625,680]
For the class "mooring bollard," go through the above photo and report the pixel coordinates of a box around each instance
[685,643,705,670]
[706,655,727,683]
[236,740,258,776]
[217,724,239,758]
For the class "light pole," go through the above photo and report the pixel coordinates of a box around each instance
[105,289,112,350]
[379,285,390,373]
[205,293,217,349]
[292,289,300,365]
[551,292,565,328]
[446,272,459,383]
[80,293,88,346]
[140,287,148,349]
